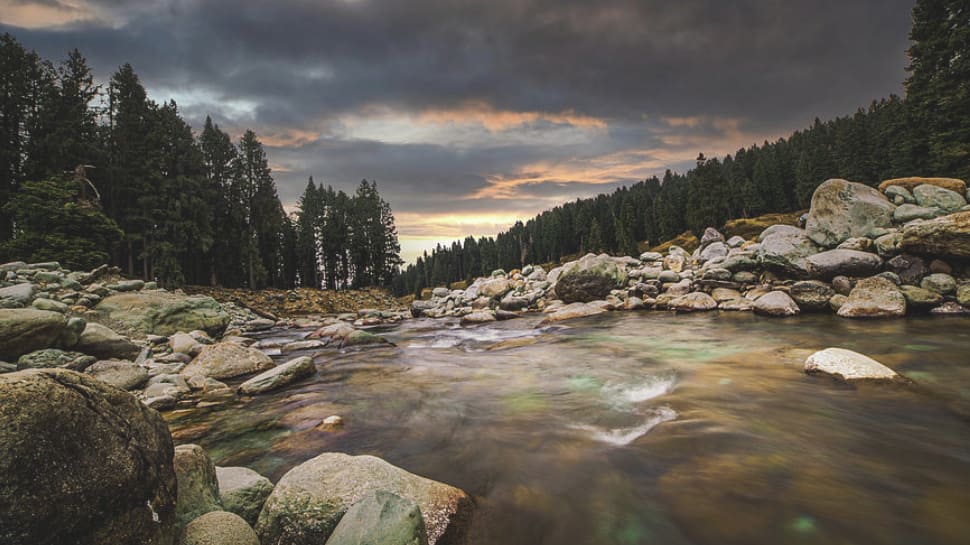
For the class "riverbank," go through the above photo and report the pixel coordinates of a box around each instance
[182,285,406,319]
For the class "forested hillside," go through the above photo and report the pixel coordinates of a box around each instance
[394,0,969,296]
[0,37,401,289]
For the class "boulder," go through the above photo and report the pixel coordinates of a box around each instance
[957,283,970,307]
[899,211,970,258]
[478,278,510,299]
[804,347,900,382]
[789,281,836,311]
[0,283,35,308]
[0,369,177,545]
[95,292,230,337]
[17,349,95,371]
[216,466,274,526]
[181,342,274,380]
[85,359,149,390]
[699,227,726,248]
[913,184,967,213]
[539,302,608,324]
[893,203,942,223]
[0,309,68,361]
[31,297,68,313]
[836,276,907,318]
[899,286,944,310]
[878,177,966,195]
[806,249,883,279]
[326,490,429,545]
[883,185,915,204]
[554,254,628,303]
[75,322,141,360]
[180,511,259,545]
[668,292,718,312]
[753,291,800,317]
[756,226,818,276]
[885,254,928,285]
[921,273,957,294]
[255,452,471,545]
[699,241,728,262]
[238,356,315,395]
[174,444,222,528]
[459,310,497,325]
[805,179,895,248]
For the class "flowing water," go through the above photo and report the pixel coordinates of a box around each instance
[167,312,970,545]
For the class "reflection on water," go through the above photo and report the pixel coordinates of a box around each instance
[167,312,970,545]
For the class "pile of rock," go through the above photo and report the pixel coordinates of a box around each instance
[413,177,970,322]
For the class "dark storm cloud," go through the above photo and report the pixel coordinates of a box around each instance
[1,0,916,258]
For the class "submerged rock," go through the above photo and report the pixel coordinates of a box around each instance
[238,356,315,395]
[805,179,895,248]
[326,490,429,545]
[256,452,472,545]
[0,369,177,545]
[216,466,275,527]
[804,347,900,381]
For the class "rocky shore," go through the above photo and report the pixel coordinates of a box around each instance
[412,177,970,322]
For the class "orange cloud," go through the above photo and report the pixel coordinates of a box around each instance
[260,128,322,148]
[416,101,607,131]
[0,0,109,28]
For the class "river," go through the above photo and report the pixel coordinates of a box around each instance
[166,312,970,545]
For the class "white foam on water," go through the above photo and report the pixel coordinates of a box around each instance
[573,406,678,446]
[406,325,545,349]
[602,374,677,406]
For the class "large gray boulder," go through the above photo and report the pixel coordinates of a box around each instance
[326,490,429,545]
[0,283,35,307]
[912,184,967,213]
[553,254,628,303]
[0,308,69,361]
[805,179,895,248]
[75,322,141,360]
[756,226,818,276]
[900,211,970,258]
[255,453,472,545]
[95,292,230,337]
[181,342,274,380]
[0,369,177,545]
[216,466,275,526]
[806,249,883,279]
[836,276,907,318]
[804,348,900,382]
[180,511,259,545]
[174,444,222,528]
[238,356,315,395]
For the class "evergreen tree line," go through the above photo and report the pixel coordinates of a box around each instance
[0,35,402,289]
[395,0,968,296]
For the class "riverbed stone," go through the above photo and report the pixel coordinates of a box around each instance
[957,283,970,307]
[74,322,141,360]
[804,347,899,381]
[0,309,68,361]
[216,466,274,526]
[181,342,274,380]
[180,511,259,545]
[95,292,230,337]
[326,490,429,545]
[0,369,177,545]
[913,184,967,212]
[894,203,942,223]
[806,249,883,279]
[899,285,945,309]
[899,211,970,258]
[16,348,95,371]
[256,452,471,545]
[753,291,800,317]
[554,254,628,303]
[805,179,896,248]
[238,356,315,395]
[920,273,956,294]
[669,292,717,312]
[460,310,497,325]
[0,282,35,308]
[478,278,510,299]
[789,281,836,311]
[540,301,608,323]
[884,185,915,204]
[879,177,967,195]
[85,359,149,390]
[836,276,907,318]
[174,444,222,528]
[756,225,818,276]
[885,254,928,285]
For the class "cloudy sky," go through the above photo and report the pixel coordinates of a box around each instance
[2,0,915,262]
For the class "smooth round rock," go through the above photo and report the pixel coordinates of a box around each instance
[180,511,259,545]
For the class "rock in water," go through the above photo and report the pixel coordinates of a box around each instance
[75,322,141,360]
[804,347,900,381]
[836,276,907,318]
[789,281,836,311]
[753,291,800,316]
[216,467,275,526]
[668,292,718,312]
[326,490,429,545]
[238,356,315,395]
[174,444,222,528]
[539,301,608,324]
[554,254,628,303]
[181,342,274,380]
[180,511,259,545]
[804,179,895,248]
[0,369,177,545]
[255,452,472,545]
[0,309,68,361]
[95,292,230,337]
[899,211,970,258]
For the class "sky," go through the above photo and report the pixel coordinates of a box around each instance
[1,0,916,263]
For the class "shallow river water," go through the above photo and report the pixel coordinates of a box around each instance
[167,312,970,545]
